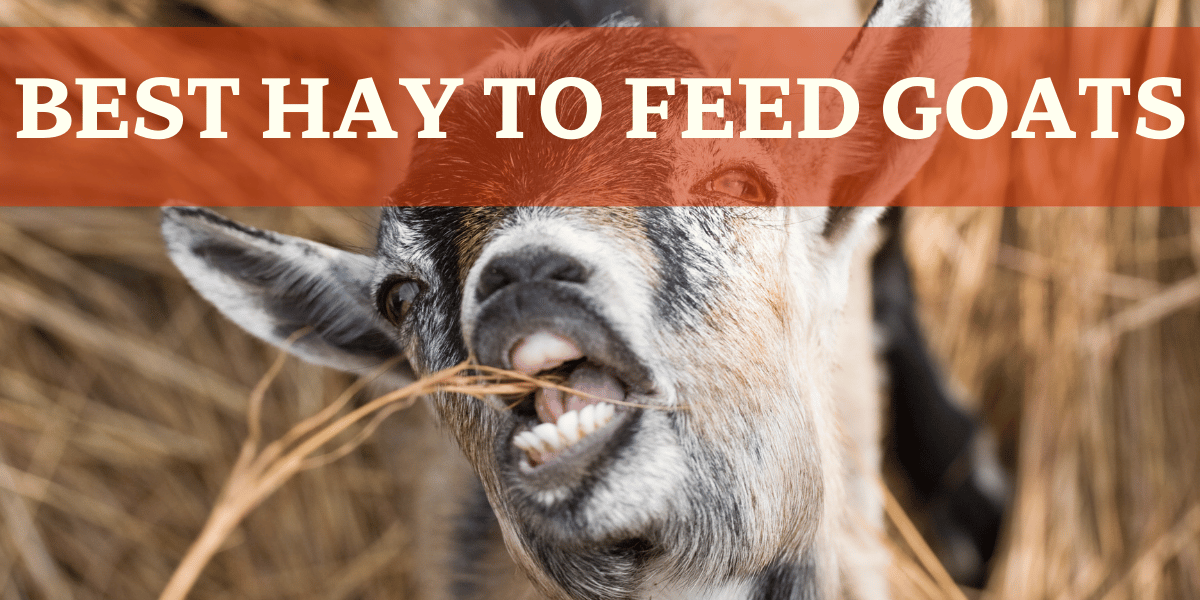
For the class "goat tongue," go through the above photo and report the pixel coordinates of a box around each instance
[534,364,625,424]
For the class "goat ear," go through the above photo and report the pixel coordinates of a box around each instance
[161,207,407,375]
[795,0,971,247]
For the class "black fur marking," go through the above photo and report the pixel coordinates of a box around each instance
[822,207,857,239]
[863,0,885,24]
[527,528,659,600]
[191,239,400,363]
[168,207,281,246]
[191,240,279,287]
[641,208,726,324]
[154,0,229,26]
[931,470,1005,588]
[872,208,1006,584]
[754,555,820,600]
[899,3,930,28]
[500,0,642,26]
[871,210,973,498]
[376,207,492,371]
[863,0,930,27]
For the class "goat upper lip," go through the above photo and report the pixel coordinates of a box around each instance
[471,284,653,393]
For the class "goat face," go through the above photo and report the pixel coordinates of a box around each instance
[164,11,968,600]
[360,31,849,590]
[380,31,844,591]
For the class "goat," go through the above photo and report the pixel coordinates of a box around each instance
[162,1,1003,597]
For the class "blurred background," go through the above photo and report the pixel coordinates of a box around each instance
[0,0,1198,599]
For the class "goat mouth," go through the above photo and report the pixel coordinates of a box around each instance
[505,331,641,475]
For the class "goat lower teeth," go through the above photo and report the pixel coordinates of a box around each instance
[514,431,540,453]
[580,404,596,433]
[516,403,619,461]
[533,423,564,450]
[558,411,581,444]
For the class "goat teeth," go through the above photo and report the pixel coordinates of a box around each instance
[595,402,615,425]
[579,404,597,434]
[516,431,542,452]
[514,402,625,465]
[557,410,581,444]
[514,433,535,452]
[521,431,549,454]
[533,422,565,450]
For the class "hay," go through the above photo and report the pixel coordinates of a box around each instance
[0,208,420,600]
[156,353,540,600]
[2,1,1199,598]
[904,206,1200,600]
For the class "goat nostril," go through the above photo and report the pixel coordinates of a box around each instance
[545,258,588,285]
[477,265,515,302]
[475,249,590,302]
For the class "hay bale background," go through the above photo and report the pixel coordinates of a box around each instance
[903,206,1200,600]
[1,1,1198,599]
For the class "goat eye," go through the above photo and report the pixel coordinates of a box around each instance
[703,169,769,205]
[383,280,420,325]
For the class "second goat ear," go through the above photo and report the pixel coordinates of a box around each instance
[783,5,972,237]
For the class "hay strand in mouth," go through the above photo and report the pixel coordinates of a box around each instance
[157,353,676,600]
[465,363,690,412]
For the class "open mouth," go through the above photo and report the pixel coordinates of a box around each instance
[507,331,635,469]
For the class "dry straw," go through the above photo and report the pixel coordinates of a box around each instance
[156,340,690,600]
[156,356,503,600]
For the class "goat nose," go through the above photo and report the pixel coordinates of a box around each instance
[476,249,589,302]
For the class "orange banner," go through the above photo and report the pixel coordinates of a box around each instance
[0,28,1194,206]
